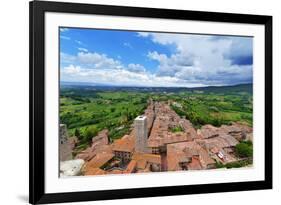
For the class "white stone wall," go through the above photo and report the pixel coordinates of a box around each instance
[135,116,148,153]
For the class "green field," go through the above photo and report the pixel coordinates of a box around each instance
[60,84,253,150]
[60,88,149,150]
[169,91,252,128]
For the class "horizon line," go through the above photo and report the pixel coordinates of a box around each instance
[60,81,253,89]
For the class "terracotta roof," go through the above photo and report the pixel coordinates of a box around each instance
[84,153,114,171]
[136,159,147,170]
[148,132,191,147]
[220,124,241,133]
[112,135,135,153]
[177,152,191,163]
[167,143,182,171]
[167,141,215,170]
[108,169,123,174]
[76,144,112,162]
[133,153,161,164]
[136,166,150,173]
[146,102,198,148]
[75,147,95,161]
[210,147,220,154]
[144,154,161,164]
[220,134,239,147]
[132,153,161,170]
[200,124,220,139]
[92,129,109,149]
[220,123,252,134]
[187,157,202,170]
[200,134,238,150]
[183,147,198,157]
[206,137,229,148]
[84,168,106,176]
[124,160,137,173]
[199,149,215,166]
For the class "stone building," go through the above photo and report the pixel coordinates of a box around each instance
[59,124,73,161]
[83,153,114,175]
[112,135,135,163]
[146,102,197,154]
[59,124,68,144]
[76,129,110,162]
[132,153,161,172]
[134,116,148,153]
[167,141,216,171]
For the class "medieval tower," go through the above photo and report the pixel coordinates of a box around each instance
[134,116,148,153]
[59,124,72,161]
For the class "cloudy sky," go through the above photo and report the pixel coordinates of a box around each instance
[60,27,253,87]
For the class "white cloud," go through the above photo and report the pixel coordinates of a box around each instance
[60,52,76,63]
[61,31,253,88]
[60,35,71,40]
[123,42,133,49]
[77,52,123,70]
[127,63,146,73]
[60,51,206,87]
[61,64,201,87]
[61,51,123,69]
[141,33,253,85]
[147,51,168,62]
[78,47,88,52]
[60,28,69,32]
[75,40,84,45]
[63,65,81,74]
[137,32,149,37]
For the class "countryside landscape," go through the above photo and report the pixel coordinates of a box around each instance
[59,28,253,176]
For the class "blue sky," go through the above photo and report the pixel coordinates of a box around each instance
[60,27,253,87]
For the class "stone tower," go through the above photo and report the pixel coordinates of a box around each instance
[59,124,69,144]
[135,116,148,153]
[59,124,72,161]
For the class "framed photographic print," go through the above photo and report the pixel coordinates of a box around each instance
[29,0,272,204]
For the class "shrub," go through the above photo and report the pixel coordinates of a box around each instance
[215,159,252,169]
[215,160,224,168]
[83,126,98,142]
[74,128,80,138]
[170,125,184,133]
[235,141,253,158]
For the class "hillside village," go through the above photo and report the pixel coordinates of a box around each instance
[59,100,253,177]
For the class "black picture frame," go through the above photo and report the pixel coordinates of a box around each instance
[29,0,272,204]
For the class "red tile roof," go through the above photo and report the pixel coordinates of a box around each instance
[112,135,135,153]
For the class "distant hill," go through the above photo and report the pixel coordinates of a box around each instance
[188,83,253,94]
[60,82,253,94]
[61,81,108,87]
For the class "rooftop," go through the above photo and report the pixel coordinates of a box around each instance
[124,160,137,173]
[167,141,215,170]
[84,168,106,176]
[112,135,135,153]
[146,102,197,148]
[199,124,220,139]
[132,153,161,170]
[187,156,202,170]
[84,153,114,172]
